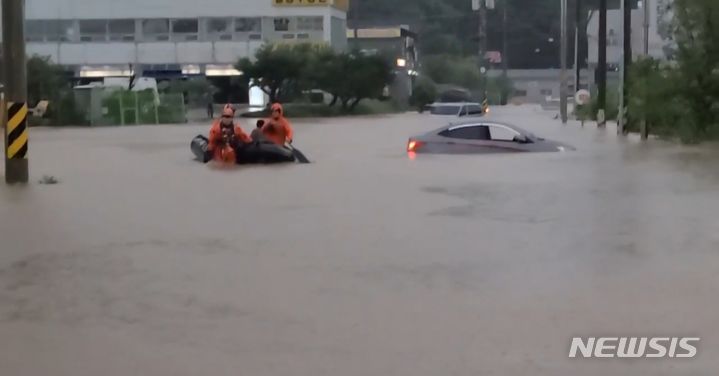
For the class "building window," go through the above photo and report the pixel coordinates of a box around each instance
[172,19,199,41]
[296,17,323,31]
[608,29,618,46]
[206,18,233,40]
[540,89,553,96]
[79,20,108,42]
[45,20,76,42]
[109,19,136,42]
[26,20,46,42]
[236,18,261,33]
[143,19,170,41]
[274,18,290,32]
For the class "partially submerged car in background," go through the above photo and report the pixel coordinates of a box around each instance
[423,102,486,117]
[407,120,575,154]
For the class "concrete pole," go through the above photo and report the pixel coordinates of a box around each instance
[353,0,360,39]
[575,0,582,95]
[502,0,509,104]
[2,0,29,184]
[641,0,650,140]
[617,0,626,134]
[560,0,568,124]
[643,0,650,55]
[479,0,488,92]
[620,0,632,135]
[597,0,607,127]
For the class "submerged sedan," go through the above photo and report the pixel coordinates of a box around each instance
[424,102,486,117]
[407,120,575,154]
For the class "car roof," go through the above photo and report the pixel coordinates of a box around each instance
[429,102,481,106]
[442,119,534,136]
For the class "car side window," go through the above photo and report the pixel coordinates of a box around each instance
[431,106,462,115]
[467,105,483,115]
[440,126,490,140]
[489,125,520,142]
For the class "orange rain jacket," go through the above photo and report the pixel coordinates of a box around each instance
[207,120,252,163]
[262,103,294,146]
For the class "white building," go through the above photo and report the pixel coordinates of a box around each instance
[2,0,348,78]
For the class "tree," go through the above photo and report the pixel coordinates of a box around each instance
[307,46,345,107]
[671,0,719,138]
[349,0,570,67]
[27,55,66,106]
[236,43,315,103]
[410,76,438,111]
[422,55,482,89]
[24,55,85,126]
[331,52,394,111]
[625,0,719,142]
[311,51,393,111]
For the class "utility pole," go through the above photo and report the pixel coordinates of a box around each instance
[2,0,29,184]
[575,0,582,95]
[560,0,568,124]
[472,0,489,102]
[478,0,488,82]
[618,0,631,135]
[501,0,509,105]
[641,0,650,140]
[597,0,607,127]
[353,0,360,39]
[617,0,625,134]
[643,0,650,55]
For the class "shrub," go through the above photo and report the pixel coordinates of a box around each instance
[577,86,619,122]
[410,76,438,112]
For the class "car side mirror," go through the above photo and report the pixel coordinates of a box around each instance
[514,135,530,144]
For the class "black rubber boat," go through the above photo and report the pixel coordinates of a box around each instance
[191,135,306,164]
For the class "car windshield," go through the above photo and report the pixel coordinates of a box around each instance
[430,105,461,115]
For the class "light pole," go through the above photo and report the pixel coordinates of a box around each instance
[560,0,569,124]
[641,0,650,140]
[597,0,607,127]
[618,0,631,135]
[575,0,582,95]
[502,0,509,105]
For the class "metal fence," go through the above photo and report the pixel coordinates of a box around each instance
[75,88,187,126]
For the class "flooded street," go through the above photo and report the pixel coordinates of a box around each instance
[1,105,718,375]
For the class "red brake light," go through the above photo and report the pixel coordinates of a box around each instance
[407,140,423,152]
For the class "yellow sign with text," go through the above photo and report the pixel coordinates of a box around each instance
[272,0,349,11]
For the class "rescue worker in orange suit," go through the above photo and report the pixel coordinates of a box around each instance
[262,103,294,146]
[207,105,252,163]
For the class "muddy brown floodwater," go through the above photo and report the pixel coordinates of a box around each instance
[1,106,718,375]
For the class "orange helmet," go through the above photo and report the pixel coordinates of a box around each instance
[222,104,235,117]
[270,103,284,116]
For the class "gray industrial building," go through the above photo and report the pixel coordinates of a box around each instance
[1,0,349,78]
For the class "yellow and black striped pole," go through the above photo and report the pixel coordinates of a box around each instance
[7,102,29,160]
[2,0,29,184]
